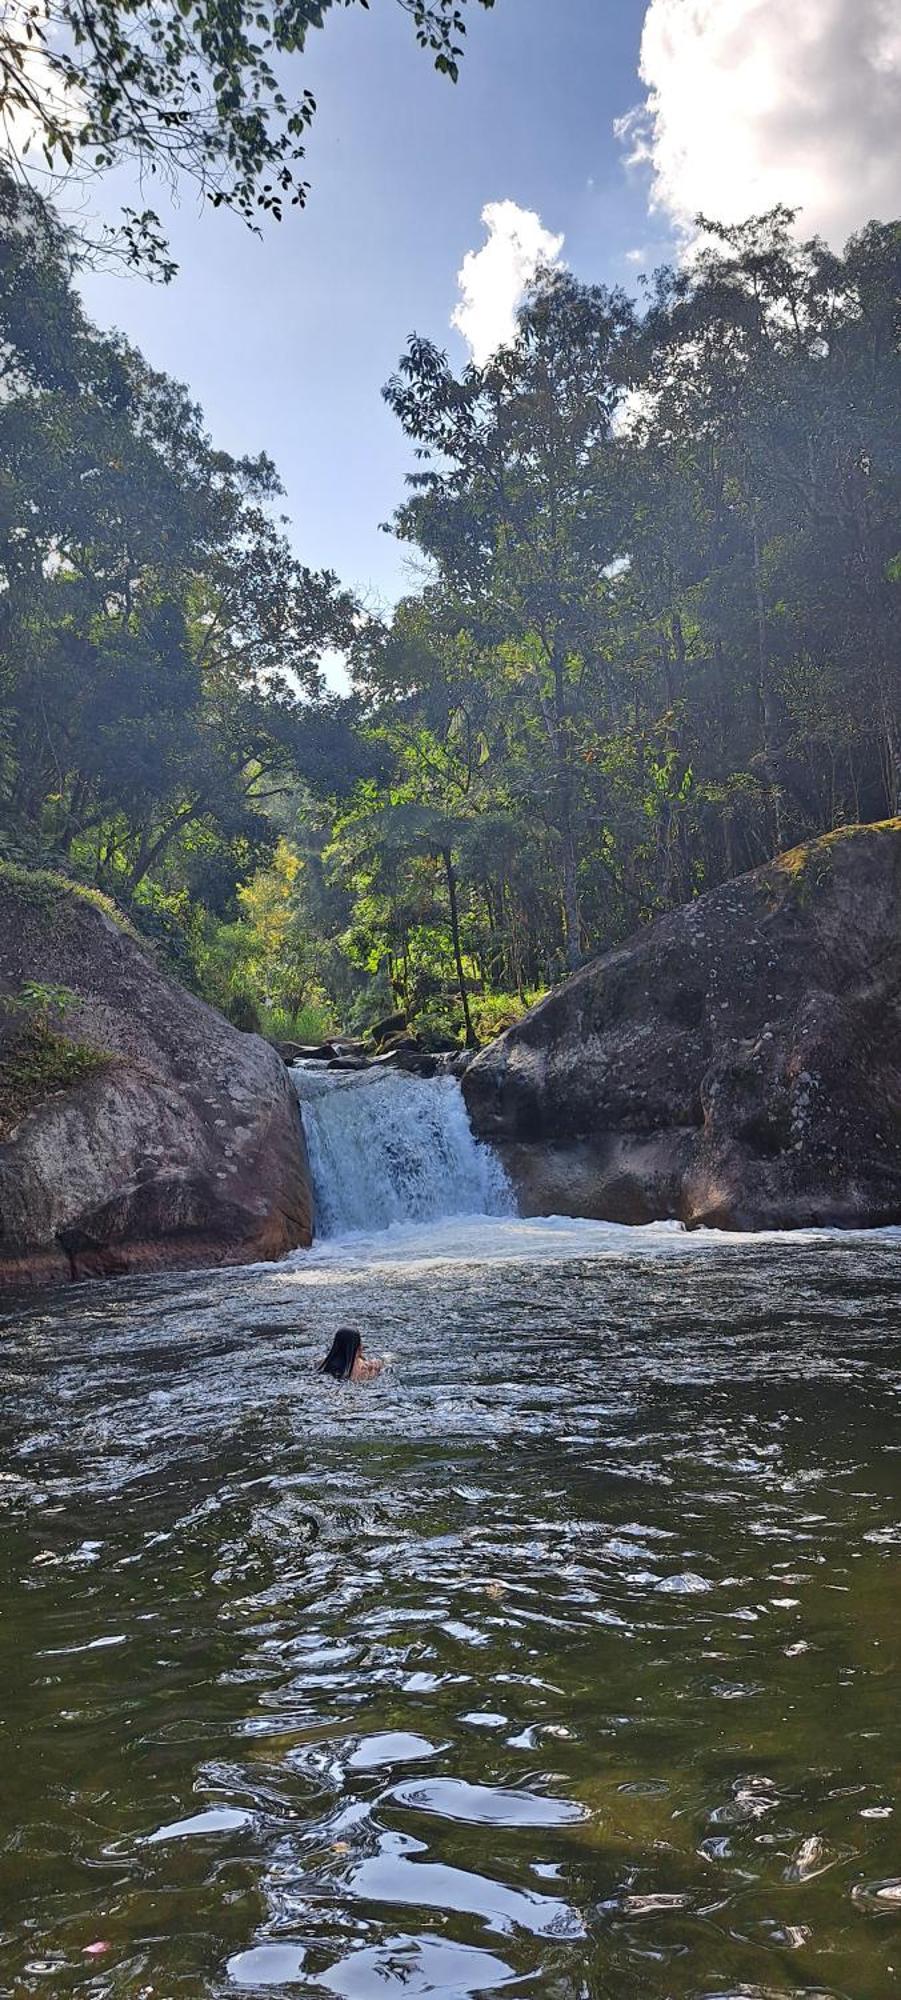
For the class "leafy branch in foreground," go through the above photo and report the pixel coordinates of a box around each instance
[1,0,496,274]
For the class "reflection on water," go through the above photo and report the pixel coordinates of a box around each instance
[0,1217,899,1998]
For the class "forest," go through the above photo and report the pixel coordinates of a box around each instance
[2,172,899,1048]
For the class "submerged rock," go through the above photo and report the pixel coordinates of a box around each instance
[463,820,901,1231]
[0,871,312,1287]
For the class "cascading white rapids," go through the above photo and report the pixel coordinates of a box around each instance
[291,1062,514,1239]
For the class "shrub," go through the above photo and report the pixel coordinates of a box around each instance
[124,888,202,984]
[469,990,546,1043]
[3,981,77,1025]
[224,988,262,1034]
[0,861,136,934]
[0,1021,113,1140]
[261,999,335,1045]
[345,970,395,1036]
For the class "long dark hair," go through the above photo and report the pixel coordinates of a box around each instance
[319,1327,361,1379]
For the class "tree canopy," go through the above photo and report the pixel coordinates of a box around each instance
[346,209,900,1026]
[2,181,899,1048]
[0,167,366,995]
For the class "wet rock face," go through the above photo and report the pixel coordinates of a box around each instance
[463,821,901,1232]
[0,883,312,1288]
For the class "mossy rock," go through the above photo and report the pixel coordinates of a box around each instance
[0,879,313,1287]
[770,816,901,904]
[0,862,137,937]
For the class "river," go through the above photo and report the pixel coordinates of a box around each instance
[1,1202,899,1998]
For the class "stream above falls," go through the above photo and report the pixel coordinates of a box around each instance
[1,1212,899,1998]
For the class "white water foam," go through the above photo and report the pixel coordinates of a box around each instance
[291,1063,514,1239]
[289,1059,901,1270]
[279,1209,901,1281]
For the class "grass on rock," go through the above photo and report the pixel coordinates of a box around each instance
[0,1022,114,1141]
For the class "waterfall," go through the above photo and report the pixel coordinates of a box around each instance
[291,1063,514,1239]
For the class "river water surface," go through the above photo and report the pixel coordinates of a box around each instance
[1,1216,899,1998]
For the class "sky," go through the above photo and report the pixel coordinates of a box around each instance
[75,0,901,627]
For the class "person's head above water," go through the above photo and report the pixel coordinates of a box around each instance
[319,1327,362,1379]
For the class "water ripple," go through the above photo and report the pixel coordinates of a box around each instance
[0,1222,898,1997]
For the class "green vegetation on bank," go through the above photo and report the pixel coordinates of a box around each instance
[0,1026,112,1140]
[0,862,137,935]
[1,177,899,1048]
[0,985,114,1138]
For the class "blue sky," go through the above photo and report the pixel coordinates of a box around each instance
[77,0,900,619]
[79,0,669,613]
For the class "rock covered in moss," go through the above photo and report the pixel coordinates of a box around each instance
[0,868,312,1287]
[463,821,901,1231]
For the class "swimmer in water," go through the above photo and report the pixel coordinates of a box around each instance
[319,1327,383,1382]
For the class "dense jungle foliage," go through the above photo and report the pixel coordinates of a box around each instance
[1,173,899,1045]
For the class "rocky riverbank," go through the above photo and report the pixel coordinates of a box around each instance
[2,820,899,1289]
[0,868,312,1287]
[463,821,901,1232]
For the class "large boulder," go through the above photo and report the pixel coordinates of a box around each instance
[463,821,901,1231]
[0,870,312,1286]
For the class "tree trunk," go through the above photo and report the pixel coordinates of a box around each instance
[126,798,207,891]
[853,468,901,815]
[551,649,581,973]
[442,847,477,1048]
[752,520,785,853]
[560,825,581,975]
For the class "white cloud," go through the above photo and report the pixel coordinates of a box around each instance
[618,0,901,248]
[610,384,654,439]
[451,199,564,366]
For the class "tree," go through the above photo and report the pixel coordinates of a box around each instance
[632,210,901,833]
[1,0,497,274]
[370,217,900,1004]
[334,798,478,1043]
[384,268,637,970]
[6,177,900,1047]
[0,169,360,905]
